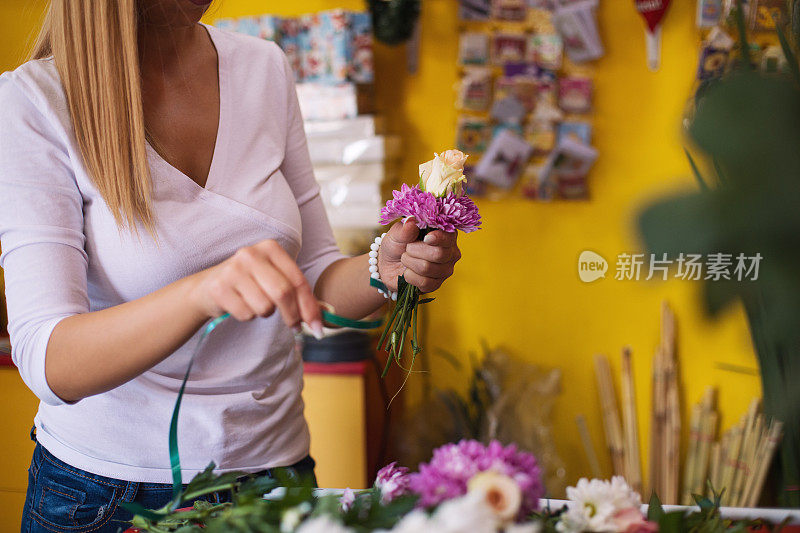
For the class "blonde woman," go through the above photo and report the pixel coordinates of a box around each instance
[0,1,461,530]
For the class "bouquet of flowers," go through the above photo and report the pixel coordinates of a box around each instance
[376,149,481,377]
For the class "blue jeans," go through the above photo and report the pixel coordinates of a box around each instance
[21,429,316,533]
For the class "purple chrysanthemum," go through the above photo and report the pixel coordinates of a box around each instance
[379,184,482,233]
[374,462,411,503]
[408,440,543,517]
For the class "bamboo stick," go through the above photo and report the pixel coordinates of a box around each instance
[720,421,744,505]
[661,302,680,504]
[576,414,604,479]
[594,354,626,477]
[710,440,722,492]
[682,403,703,504]
[621,346,643,495]
[745,419,783,507]
[648,345,665,499]
[693,398,718,499]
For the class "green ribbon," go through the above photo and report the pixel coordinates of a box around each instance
[167,309,382,507]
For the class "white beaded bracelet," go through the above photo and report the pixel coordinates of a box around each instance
[369,233,397,301]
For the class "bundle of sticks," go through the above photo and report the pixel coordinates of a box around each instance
[583,301,783,507]
[683,395,783,507]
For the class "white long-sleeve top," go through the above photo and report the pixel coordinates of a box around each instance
[0,25,345,482]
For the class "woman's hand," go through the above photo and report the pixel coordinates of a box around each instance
[377,219,461,293]
[191,240,323,335]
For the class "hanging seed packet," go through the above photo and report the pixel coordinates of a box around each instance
[528,34,564,70]
[492,0,529,21]
[553,0,604,63]
[456,116,491,154]
[527,96,563,154]
[513,77,539,113]
[492,33,528,64]
[749,0,785,31]
[474,129,534,188]
[558,121,592,144]
[459,32,490,65]
[558,174,589,199]
[696,0,723,27]
[696,28,734,80]
[459,0,492,20]
[494,76,517,101]
[458,68,493,111]
[760,45,788,73]
[558,77,593,114]
[491,95,527,124]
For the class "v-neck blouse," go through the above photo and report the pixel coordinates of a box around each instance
[0,25,345,482]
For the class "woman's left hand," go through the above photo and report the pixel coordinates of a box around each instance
[377,218,461,293]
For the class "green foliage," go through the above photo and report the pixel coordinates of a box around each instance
[637,0,800,507]
[127,465,418,533]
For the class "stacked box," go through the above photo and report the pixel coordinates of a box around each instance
[280,18,303,81]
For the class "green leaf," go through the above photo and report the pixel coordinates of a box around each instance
[659,510,687,533]
[685,148,710,191]
[418,297,435,304]
[774,12,800,85]
[647,492,665,523]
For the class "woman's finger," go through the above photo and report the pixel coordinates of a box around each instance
[209,277,255,322]
[234,273,276,319]
[404,241,460,264]
[255,240,321,329]
[402,269,443,293]
[249,260,302,328]
[422,230,457,247]
[401,253,454,279]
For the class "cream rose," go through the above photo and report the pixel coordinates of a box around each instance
[467,471,522,523]
[418,150,468,197]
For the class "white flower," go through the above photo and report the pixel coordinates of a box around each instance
[468,471,522,522]
[295,515,353,533]
[432,490,499,533]
[389,509,437,533]
[340,488,356,511]
[556,476,642,533]
[419,151,468,197]
[281,502,312,533]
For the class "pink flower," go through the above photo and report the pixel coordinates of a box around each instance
[340,488,355,512]
[375,462,411,503]
[614,507,657,533]
[379,184,481,233]
[408,440,543,518]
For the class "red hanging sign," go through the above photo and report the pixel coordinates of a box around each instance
[634,0,672,70]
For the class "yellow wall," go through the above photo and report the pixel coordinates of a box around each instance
[0,0,762,527]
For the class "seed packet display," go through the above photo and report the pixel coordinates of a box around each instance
[459,0,492,21]
[492,0,528,21]
[456,116,491,154]
[552,0,604,63]
[528,34,564,70]
[494,76,517,101]
[475,129,534,188]
[558,77,593,114]
[459,32,490,65]
[458,68,493,112]
[492,33,528,64]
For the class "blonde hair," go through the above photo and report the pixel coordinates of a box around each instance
[30,0,154,234]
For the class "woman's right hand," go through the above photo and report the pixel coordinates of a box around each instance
[190,240,323,337]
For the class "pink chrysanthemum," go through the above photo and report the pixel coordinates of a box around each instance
[379,184,481,233]
[374,462,411,503]
[408,440,543,517]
